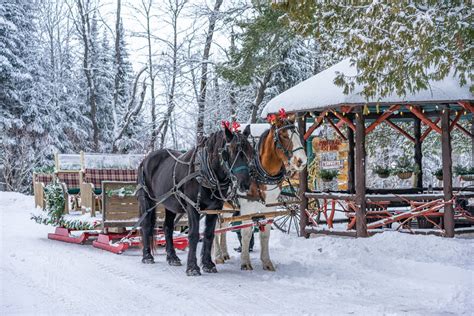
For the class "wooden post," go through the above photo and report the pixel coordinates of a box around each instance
[355,108,368,237]
[471,115,474,167]
[441,107,454,237]
[347,121,355,194]
[414,117,423,189]
[298,114,309,238]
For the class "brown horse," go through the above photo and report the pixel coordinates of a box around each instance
[213,115,307,270]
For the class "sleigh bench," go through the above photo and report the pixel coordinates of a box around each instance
[80,168,137,217]
[33,172,54,209]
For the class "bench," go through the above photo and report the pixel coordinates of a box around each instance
[80,168,137,217]
[33,172,54,209]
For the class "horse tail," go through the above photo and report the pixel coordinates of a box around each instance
[137,158,157,256]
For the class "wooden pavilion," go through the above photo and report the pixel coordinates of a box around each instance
[262,59,473,237]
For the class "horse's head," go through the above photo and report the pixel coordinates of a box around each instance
[268,111,307,172]
[221,125,253,191]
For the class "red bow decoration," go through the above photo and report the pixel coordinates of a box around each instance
[266,114,277,124]
[221,120,230,130]
[232,121,240,132]
[279,108,287,120]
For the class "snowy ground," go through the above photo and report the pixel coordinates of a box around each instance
[1,191,473,315]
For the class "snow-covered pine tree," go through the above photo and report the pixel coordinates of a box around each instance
[96,30,115,151]
[218,2,320,123]
[0,0,51,192]
[113,19,142,153]
[274,1,473,99]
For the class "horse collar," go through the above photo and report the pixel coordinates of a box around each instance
[252,134,285,185]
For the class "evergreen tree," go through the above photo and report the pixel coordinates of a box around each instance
[114,20,141,153]
[273,1,473,99]
[219,3,319,122]
[0,0,50,191]
[96,30,115,151]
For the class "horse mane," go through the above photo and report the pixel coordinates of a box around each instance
[200,130,226,159]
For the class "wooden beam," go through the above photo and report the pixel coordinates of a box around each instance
[441,108,454,237]
[420,118,440,142]
[298,114,309,238]
[449,110,463,131]
[304,111,326,140]
[385,119,415,143]
[332,111,356,131]
[455,123,474,138]
[458,101,474,113]
[414,118,423,189]
[336,107,353,128]
[365,105,400,135]
[407,106,442,134]
[327,117,347,141]
[347,123,355,194]
[355,109,368,237]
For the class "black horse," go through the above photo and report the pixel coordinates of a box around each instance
[137,126,253,276]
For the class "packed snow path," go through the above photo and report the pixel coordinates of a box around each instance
[1,192,473,315]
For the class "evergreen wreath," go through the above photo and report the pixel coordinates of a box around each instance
[31,181,97,230]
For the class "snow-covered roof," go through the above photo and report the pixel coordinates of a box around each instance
[240,123,270,137]
[262,59,473,117]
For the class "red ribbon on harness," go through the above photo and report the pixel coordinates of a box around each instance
[221,120,230,130]
[278,108,287,120]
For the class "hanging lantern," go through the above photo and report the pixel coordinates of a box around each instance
[363,104,369,115]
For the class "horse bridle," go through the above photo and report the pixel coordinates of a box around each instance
[219,134,251,177]
[272,123,304,163]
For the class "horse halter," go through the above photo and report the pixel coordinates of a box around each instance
[219,135,251,178]
[272,123,304,163]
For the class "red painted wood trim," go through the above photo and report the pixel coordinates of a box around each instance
[385,119,415,143]
[365,104,400,135]
[449,110,463,132]
[304,111,326,140]
[407,106,442,134]
[455,123,474,138]
[458,101,474,113]
[327,117,347,141]
[332,111,356,131]
[420,118,440,142]
[336,106,353,128]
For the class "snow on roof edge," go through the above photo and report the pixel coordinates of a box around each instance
[261,58,473,117]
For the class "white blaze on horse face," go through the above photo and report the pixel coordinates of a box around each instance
[289,131,307,172]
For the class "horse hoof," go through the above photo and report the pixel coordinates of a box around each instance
[263,262,275,271]
[223,255,230,261]
[241,263,253,271]
[203,265,218,273]
[167,255,182,266]
[215,258,225,264]
[142,257,155,264]
[186,268,201,276]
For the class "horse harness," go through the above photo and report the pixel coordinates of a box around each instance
[239,123,303,205]
[133,136,249,231]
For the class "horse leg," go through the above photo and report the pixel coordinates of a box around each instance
[213,219,225,264]
[164,209,181,266]
[260,224,275,271]
[138,194,156,264]
[240,227,253,270]
[201,214,218,273]
[220,228,230,261]
[186,207,201,276]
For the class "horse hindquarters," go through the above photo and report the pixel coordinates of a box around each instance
[138,193,156,264]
